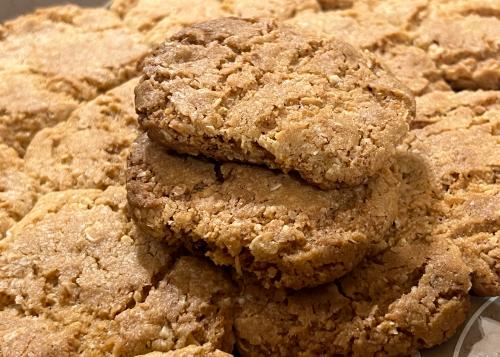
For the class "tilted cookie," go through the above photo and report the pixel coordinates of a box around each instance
[25,78,139,193]
[136,18,414,188]
[405,90,500,296]
[127,134,400,289]
[0,187,235,356]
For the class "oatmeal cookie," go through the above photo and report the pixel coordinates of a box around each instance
[0,144,38,239]
[25,78,140,193]
[0,187,235,356]
[127,134,400,289]
[136,18,413,188]
[235,235,471,356]
[0,5,148,153]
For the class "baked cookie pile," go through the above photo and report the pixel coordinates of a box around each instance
[0,1,498,356]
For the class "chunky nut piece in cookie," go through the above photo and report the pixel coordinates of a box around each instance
[25,78,139,193]
[0,144,38,239]
[111,0,319,45]
[136,18,413,188]
[235,236,471,357]
[127,135,400,289]
[0,187,235,356]
[406,91,500,296]
[0,68,78,155]
[0,5,149,101]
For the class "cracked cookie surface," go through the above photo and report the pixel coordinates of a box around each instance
[0,186,235,356]
[25,78,140,193]
[136,17,413,188]
[127,134,400,289]
[406,90,500,296]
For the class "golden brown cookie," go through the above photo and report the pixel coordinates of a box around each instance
[0,5,149,153]
[0,68,78,155]
[136,18,413,188]
[127,134,400,289]
[235,236,471,356]
[0,144,38,239]
[0,187,235,356]
[406,91,500,296]
[25,78,139,193]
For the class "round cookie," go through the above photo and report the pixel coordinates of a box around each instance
[234,236,471,357]
[0,187,235,356]
[0,144,38,239]
[25,78,139,193]
[136,17,414,188]
[127,134,401,289]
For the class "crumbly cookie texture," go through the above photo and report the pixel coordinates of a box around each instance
[0,5,149,101]
[0,144,39,239]
[235,236,471,357]
[0,68,78,155]
[136,18,413,188]
[110,0,319,45]
[0,187,235,356]
[415,4,500,90]
[127,134,400,289]
[136,344,232,357]
[25,78,139,193]
[406,90,500,295]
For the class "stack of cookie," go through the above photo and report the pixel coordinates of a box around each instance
[126,18,471,356]
[0,0,498,356]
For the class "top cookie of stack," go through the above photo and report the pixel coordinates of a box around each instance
[128,17,415,290]
[135,17,415,188]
